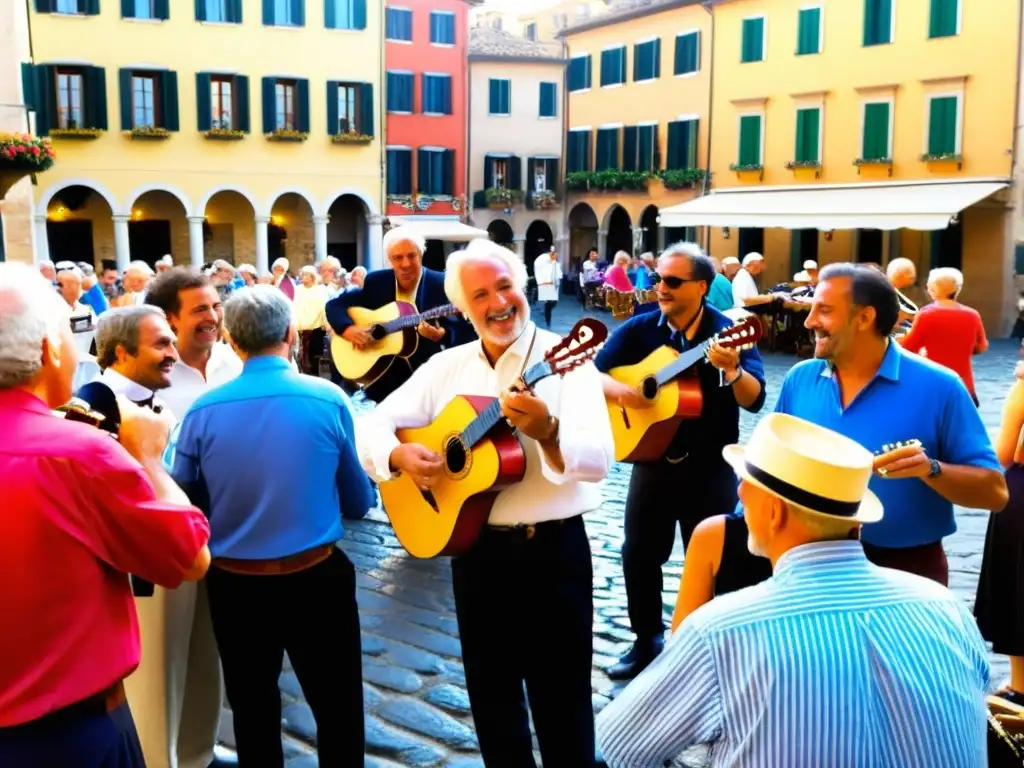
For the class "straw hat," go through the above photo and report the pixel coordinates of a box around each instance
[723,413,883,523]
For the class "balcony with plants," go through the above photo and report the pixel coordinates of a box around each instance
[204,117,245,141]
[0,133,56,199]
[567,168,705,193]
[526,189,559,210]
[483,187,524,209]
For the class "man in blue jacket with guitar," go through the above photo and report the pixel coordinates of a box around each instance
[326,225,475,402]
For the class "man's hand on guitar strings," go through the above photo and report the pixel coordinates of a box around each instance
[342,326,375,351]
[417,320,446,343]
[389,443,444,491]
[873,442,930,480]
[707,340,741,379]
[500,382,557,443]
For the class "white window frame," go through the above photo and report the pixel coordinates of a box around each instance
[429,9,456,48]
[422,72,452,117]
[798,5,824,54]
[488,77,511,117]
[569,52,592,94]
[539,80,558,120]
[523,21,537,41]
[385,6,413,44]
[737,109,765,166]
[633,37,660,85]
[860,96,895,159]
[601,44,627,89]
[923,91,963,155]
[742,14,768,62]
[794,104,824,163]
[674,28,701,78]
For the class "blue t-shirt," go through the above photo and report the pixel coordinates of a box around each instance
[707,274,734,312]
[774,342,1000,548]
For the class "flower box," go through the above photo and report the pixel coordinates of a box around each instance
[659,168,706,190]
[484,187,523,208]
[331,132,372,145]
[204,128,245,141]
[785,160,822,179]
[0,133,55,199]
[266,129,309,142]
[920,153,962,171]
[49,127,103,140]
[126,126,171,140]
[730,163,764,181]
[854,157,893,177]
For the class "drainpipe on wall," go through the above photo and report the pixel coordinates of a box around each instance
[560,36,569,268]
[701,0,715,253]
[379,0,386,232]
[464,13,471,224]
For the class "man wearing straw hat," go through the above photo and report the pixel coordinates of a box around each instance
[597,412,990,767]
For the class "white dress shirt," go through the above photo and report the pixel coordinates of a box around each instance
[731,268,760,308]
[293,283,329,331]
[98,367,176,422]
[160,342,244,418]
[356,321,614,525]
[534,256,562,303]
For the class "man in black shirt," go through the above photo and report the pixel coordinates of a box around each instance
[593,243,767,679]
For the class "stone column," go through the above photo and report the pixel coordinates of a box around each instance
[513,234,526,261]
[313,215,329,264]
[112,214,131,271]
[556,230,570,270]
[255,215,270,274]
[657,226,666,253]
[597,228,608,260]
[366,215,384,270]
[187,216,205,269]
[33,213,50,264]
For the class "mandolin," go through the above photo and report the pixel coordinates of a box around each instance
[606,316,763,463]
[872,439,923,476]
[330,301,463,385]
[378,319,607,558]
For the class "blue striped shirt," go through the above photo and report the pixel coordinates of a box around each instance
[596,541,990,767]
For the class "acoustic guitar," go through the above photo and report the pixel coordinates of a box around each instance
[606,316,763,463]
[330,301,462,385]
[379,318,607,559]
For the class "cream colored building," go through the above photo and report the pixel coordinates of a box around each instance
[472,1,611,42]
[467,26,568,272]
[0,1,36,262]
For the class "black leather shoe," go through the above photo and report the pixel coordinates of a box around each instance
[606,635,665,680]
[208,747,239,768]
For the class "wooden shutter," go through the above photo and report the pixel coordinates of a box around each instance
[666,121,681,169]
[864,0,892,46]
[639,125,655,171]
[261,77,275,133]
[296,78,310,132]
[291,0,304,26]
[508,155,522,190]
[84,66,108,130]
[795,108,818,163]
[417,149,429,195]
[545,158,558,191]
[738,115,760,165]
[622,126,638,172]
[353,0,366,29]
[262,0,274,24]
[194,0,205,21]
[154,0,169,19]
[360,83,374,136]
[121,0,134,17]
[235,75,250,132]
[443,149,455,196]
[82,0,100,14]
[652,39,661,79]
[483,155,494,189]
[862,103,889,159]
[20,64,37,112]
[196,72,212,131]
[158,70,179,130]
[119,68,133,130]
[489,79,500,113]
[326,81,338,133]
[36,0,55,11]
[325,0,336,28]
[34,65,57,135]
[742,18,763,62]
[797,8,819,54]
[228,0,242,22]
[928,97,957,155]
[929,0,958,38]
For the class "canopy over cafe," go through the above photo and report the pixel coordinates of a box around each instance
[659,178,1015,336]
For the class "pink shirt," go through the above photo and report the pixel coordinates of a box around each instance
[603,265,634,293]
[0,389,210,727]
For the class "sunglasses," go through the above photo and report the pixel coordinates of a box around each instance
[651,273,700,290]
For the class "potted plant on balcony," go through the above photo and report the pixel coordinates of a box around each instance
[126,125,171,140]
[331,129,373,145]
[0,133,56,199]
[729,162,764,181]
[266,128,309,142]
[532,189,557,209]
[659,168,706,190]
[49,119,103,140]
[204,117,245,140]
[920,152,962,171]
[784,159,822,179]
[485,187,523,208]
[854,157,893,176]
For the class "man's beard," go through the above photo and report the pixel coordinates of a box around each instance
[475,302,530,345]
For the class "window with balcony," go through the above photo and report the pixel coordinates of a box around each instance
[666,118,699,169]
[117,68,179,132]
[863,0,893,46]
[596,126,621,170]
[794,107,821,163]
[741,16,766,62]
[24,64,108,134]
[600,46,626,87]
[260,76,309,133]
[327,81,373,136]
[326,0,366,29]
[197,0,241,23]
[124,0,170,20]
[422,74,452,115]
[430,11,455,45]
[387,147,413,195]
[929,0,959,38]
[737,114,763,166]
[926,95,960,156]
[633,39,661,82]
[265,0,304,27]
[196,73,250,132]
[539,82,557,118]
[797,7,821,55]
[674,31,699,75]
[386,7,412,40]
[386,71,414,113]
[483,154,521,192]
[567,129,591,173]
[861,101,892,160]
[568,55,592,92]
[488,78,511,116]
[417,148,455,196]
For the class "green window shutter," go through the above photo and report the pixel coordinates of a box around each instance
[502,80,510,113]
[21,64,37,111]
[353,0,366,29]
[195,0,205,21]
[262,0,274,24]
[119,68,133,130]
[632,43,642,81]
[235,75,250,132]
[685,120,699,168]
[360,83,373,136]
[1016,244,1024,274]
[862,102,890,160]
[508,155,522,190]
[539,82,556,118]
[489,79,499,113]
[84,66,108,130]
[797,7,820,55]
[36,0,55,11]
[33,65,57,135]
[326,80,338,133]
[928,96,957,156]
[443,150,454,195]
[121,0,134,17]
[622,126,638,171]
[82,0,99,14]
[741,18,764,62]
[639,125,655,172]
[582,132,591,171]
[325,0,335,28]
[738,115,761,165]
[154,0,169,20]
[795,108,819,163]
[417,148,430,194]
[864,0,892,46]
[545,158,558,189]
[196,72,212,131]
[653,39,661,78]
[929,0,958,38]
[666,121,682,169]
[228,0,242,22]
[261,77,275,133]
[596,128,619,171]
[292,0,305,26]
[296,78,309,132]
[483,155,494,189]
[674,32,699,75]
[159,70,179,130]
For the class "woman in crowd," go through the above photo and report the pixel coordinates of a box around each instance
[603,251,634,293]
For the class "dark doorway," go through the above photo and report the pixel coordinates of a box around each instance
[606,206,632,260]
[857,229,884,263]
[664,227,696,247]
[567,203,598,270]
[737,227,764,259]
[487,219,514,246]
[423,239,446,272]
[47,220,95,265]
[930,219,963,270]
[524,220,554,276]
[790,229,819,276]
[127,221,171,268]
[640,207,659,253]
[330,243,358,272]
[269,224,286,265]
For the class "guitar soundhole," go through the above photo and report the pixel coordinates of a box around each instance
[640,376,659,401]
[369,324,388,341]
[444,436,469,475]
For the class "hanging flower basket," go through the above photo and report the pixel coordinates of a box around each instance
[0,133,55,198]
[204,128,245,141]
[266,128,309,142]
[126,126,171,140]
[49,127,103,140]
[331,131,372,145]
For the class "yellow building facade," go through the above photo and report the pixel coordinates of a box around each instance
[560,0,711,267]
[666,0,1018,331]
[17,0,385,273]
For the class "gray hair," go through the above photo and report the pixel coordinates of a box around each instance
[383,225,426,258]
[224,285,293,355]
[444,238,528,314]
[0,263,70,388]
[95,305,168,369]
[927,266,964,299]
[886,257,916,282]
[351,266,367,278]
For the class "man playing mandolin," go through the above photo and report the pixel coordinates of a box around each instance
[356,238,614,767]
[325,226,475,402]
[594,242,767,680]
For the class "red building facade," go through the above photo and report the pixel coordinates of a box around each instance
[384,0,475,246]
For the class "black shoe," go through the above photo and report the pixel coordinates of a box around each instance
[606,635,665,680]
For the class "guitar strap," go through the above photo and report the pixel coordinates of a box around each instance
[515,324,539,387]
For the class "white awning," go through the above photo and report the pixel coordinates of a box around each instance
[387,217,489,242]
[658,179,1008,231]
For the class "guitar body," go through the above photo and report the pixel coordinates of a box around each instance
[607,346,703,463]
[378,395,527,558]
[330,302,420,384]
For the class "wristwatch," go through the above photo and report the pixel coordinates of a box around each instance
[724,368,742,386]
[928,459,942,477]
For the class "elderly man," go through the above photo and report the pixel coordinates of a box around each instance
[237,264,258,287]
[210,260,238,301]
[720,255,741,281]
[156,255,174,274]
[294,265,330,375]
[38,259,57,283]
[887,256,930,311]
[0,264,210,767]
[172,286,372,766]
[349,265,366,289]
[326,226,475,402]
[117,261,155,307]
[77,262,110,316]
[94,306,178,416]
[731,252,763,308]
[317,257,343,293]
[357,239,614,766]
[597,412,991,767]
[533,247,562,328]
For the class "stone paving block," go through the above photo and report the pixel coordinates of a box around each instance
[364,682,386,711]
[444,758,486,768]
[377,617,464,658]
[382,639,448,675]
[282,702,317,744]
[365,715,447,766]
[440,661,466,686]
[358,588,412,614]
[377,698,479,749]
[380,582,449,612]
[363,659,424,693]
[361,632,389,656]
[366,758,408,768]
[283,736,313,759]
[400,607,462,637]
[425,683,472,715]
[279,671,303,699]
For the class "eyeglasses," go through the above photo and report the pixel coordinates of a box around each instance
[651,273,700,290]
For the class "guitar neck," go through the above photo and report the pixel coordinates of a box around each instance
[654,339,711,387]
[461,360,553,448]
[382,303,457,334]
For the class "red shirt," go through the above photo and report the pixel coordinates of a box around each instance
[901,302,987,395]
[0,389,210,727]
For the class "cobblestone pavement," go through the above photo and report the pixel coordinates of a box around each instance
[216,301,1022,767]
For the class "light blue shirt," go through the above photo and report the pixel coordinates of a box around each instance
[707,273,734,312]
[171,355,373,559]
[597,541,990,768]
[773,341,1000,547]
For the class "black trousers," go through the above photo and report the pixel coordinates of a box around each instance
[0,701,144,768]
[298,329,327,376]
[206,549,364,767]
[451,516,595,768]
[542,300,557,327]
[624,459,739,642]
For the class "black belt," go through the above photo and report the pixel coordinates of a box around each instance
[485,517,576,540]
[4,681,126,731]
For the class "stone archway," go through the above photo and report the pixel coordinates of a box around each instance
[640,205,660,254]
[604,204,632,261]
[127,190,190,269]
[203,190,257,266]
[325,194,369,271]
[567,202,597,270]
[269,192,316,270]
[487,218,514,246]
[524,219,554,276]
[44,184,115,269]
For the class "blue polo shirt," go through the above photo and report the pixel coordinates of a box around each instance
[774,342,1000,548]
[171,355,373,559]
[707,273,734,312]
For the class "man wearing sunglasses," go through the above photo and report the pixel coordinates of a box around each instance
[592,242,767,680]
